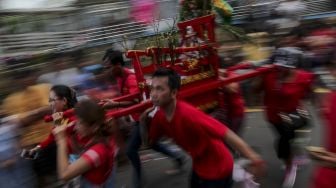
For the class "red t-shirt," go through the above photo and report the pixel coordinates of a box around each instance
[117,68,139,96]
[262,69,314,124]
[149,101,233,180]
[66,124,116,185]
[312,91,336,188]
[117,68,140,121]
[223,72,245,118]
[323,92,336,153]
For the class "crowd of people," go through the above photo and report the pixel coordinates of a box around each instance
[0,21,336,188]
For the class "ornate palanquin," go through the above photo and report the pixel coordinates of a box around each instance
[44,15,274,122]
[125,14,222,111]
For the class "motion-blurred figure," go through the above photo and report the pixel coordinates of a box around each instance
[310,52,336,188]
[0,115,36,188]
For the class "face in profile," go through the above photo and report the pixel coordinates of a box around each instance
[150,76,176,107]
[49,90,67,113]
[103,58,123,78]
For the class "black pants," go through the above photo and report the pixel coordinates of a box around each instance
[33,143,58,187]
[190,171,233,188]
[272,122,295,161]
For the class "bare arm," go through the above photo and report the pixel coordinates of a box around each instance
[224,130,265,176]
[56,138,91,181]
[318,152,336,167]
[53,125,91,182]
[101,99,138,109]
[224,130,261,161]
[225,82,240,93]
[20,106,52,127]
[310,150,336,168]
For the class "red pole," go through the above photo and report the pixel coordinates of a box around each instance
[226,62,253,72]
[105,65,274,118]
[106,100,153,118]
[45,66,274,121]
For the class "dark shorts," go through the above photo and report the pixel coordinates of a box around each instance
[190,171,233,188]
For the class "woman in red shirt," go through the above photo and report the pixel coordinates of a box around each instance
[53,99,116,187]
[28,85,78,187]
[32,85,78,151]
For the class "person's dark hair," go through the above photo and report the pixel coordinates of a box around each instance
[102,49,125,66]
[50,85,78,108]
[74,99,108,136]
[152,68,181,90]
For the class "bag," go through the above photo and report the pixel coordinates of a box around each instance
[279,108,310,130]
[233,159,260,188]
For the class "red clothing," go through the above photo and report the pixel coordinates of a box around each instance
[223,72,245,118]
[66,123,116,185]
[323,92,336,153]
[149,101,233,180]
[262,69,314,124]
[312,91,336,188]
[84,84,120,100]
[39,115,77,149]
[117,68,139,96]
[117,68,140,121]
[225,90,244,118]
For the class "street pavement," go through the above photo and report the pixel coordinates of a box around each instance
[114,104,324,188]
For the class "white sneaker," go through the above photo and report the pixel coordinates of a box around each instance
[282,164,297,188]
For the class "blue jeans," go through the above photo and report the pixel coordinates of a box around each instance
[126,122,183,188]
[0,157,36,188]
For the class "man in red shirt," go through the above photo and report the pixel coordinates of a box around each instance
[100,49,184,188]
[100,49,140,108]
[141,68,264,188]
[256,47,314,187]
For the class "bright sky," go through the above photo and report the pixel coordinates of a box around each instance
[1,0,76,9]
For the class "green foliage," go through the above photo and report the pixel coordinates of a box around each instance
[179,0,212,21]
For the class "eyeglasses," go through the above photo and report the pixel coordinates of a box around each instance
[48,98,61,103]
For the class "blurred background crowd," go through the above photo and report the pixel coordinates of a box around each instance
[0,0,336,188]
